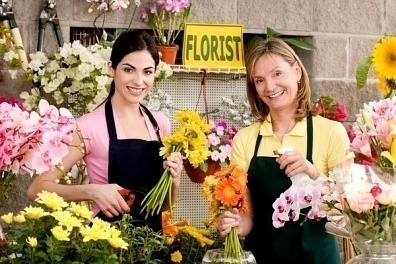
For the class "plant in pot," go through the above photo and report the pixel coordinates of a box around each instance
[139,0,192,65]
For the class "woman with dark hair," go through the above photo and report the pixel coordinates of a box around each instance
[27,30,183,231]
[217,38,354,263]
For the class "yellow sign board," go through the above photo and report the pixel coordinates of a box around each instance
[182,23,244,70]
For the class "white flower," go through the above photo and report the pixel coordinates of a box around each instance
[213,95,254,128]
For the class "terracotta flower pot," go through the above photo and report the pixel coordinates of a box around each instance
[157,45,179,65]
[184,160,222,183]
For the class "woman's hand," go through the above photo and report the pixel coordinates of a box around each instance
[164,152,183,186]
[217,208,241,237]
[90,184,130,218]
[275,151,320,180]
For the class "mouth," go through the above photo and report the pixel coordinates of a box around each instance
[268,91,284,98]
[127,86,145,94]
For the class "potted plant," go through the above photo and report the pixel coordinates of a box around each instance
[139,0,192,64]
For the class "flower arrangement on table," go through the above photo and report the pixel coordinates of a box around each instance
[139,0,192,46]
[0,190,128,263]
[20,40,174,117]
[140,110,211,218]
[272,96,396,253]
[0,99,81,202]
[356,35,396,98]
[202,164,249,259]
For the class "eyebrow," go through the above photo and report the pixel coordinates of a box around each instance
[121,63,155,71]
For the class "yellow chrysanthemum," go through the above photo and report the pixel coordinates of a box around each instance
[179,226,214,247]
[14,214,26,223]
[68,202,93,220]
[23,206,50,219]
[1,213,13,224]
[372,36,396,80]
[80,222,110,241]
[26,237,37,247]
[376,73,392,97]
[51,225,71,241]
[171,250,183,263]
[52,210,82,230]
[107,236,128,249]
[36,190,69,211]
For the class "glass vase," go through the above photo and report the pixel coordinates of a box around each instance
[202,249,256,264]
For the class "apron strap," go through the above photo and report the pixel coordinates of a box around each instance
[105,100,162,142]
[253,115,313,162]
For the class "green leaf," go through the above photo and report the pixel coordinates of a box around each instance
[282,38,317,51]
[267,27,282,38]
[356,57,372,89]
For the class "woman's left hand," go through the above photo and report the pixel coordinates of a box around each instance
[164,152,183,185]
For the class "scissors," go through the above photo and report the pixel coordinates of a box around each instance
[37,0,64,52]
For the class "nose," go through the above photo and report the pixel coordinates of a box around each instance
[264,78,276,92]
[132,72,144,85]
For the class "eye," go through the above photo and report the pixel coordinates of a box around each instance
[123,66,134,73]
[145,69,154,75]
[274,70,282,77]
[254,78,263,85]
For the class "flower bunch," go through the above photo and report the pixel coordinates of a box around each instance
[314,96,347,122]
[139,0,192,46]
[141,110,211,217]
[356,35,396,98]
[0,99,80,200]
[205,120,237,169]
[349,97,396,170]
[21,41,113,116]
[162,211,216,263]
[0,190,128,263]
[213,95,254,128]
[202,164,249,258]
[20,40,174,117]
[143,87,174,117]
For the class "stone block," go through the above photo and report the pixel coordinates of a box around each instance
[191,0,238,24]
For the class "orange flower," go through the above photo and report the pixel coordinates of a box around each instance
[214,178,240,207]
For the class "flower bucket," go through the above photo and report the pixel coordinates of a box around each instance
[157,45,179,65]
[202,249,256,264]
[184,160,222,183]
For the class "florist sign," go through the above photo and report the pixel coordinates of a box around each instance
[182,23,244,69]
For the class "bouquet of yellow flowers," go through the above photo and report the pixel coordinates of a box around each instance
[141,110,211,218]
[202,164,249,259]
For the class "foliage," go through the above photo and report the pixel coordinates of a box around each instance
[139,0,192,46]
[356,35,396,98]
[0,24,25,75]
[141,110,211,217]
[202,165,249,259]
[245,27,317,58]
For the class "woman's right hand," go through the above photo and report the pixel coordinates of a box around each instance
[217,208,241,237]
[90,184,130,218]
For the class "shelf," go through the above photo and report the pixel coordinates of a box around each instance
[170,65,246,74]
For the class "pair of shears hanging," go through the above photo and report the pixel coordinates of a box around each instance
[37,0,63,52]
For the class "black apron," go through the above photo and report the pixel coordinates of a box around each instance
[244,116,341,264]
[96,100,164,232]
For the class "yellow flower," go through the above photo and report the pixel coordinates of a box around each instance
[171,250,183,263]
[51,225,71,241]
[26,237,37,247]
[372,36,396,80]
[68,202,93,220]
[36,190,69,211]
[23,205,50,219]
[107,236,128,249]
[51,210,82,230]
[14,214,26,223]
[1,213,13,224]
[179,226,214,247]
[80,222,110,241]
[381,137,396,165]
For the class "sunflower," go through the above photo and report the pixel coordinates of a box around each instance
[372,36,396,80]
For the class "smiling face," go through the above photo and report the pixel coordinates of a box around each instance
[108,50,156,104]
[252,53,302,114]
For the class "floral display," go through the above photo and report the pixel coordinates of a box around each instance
[20,40,174,117]
[0,190,128,263]
[356,35,396,98]
[139,0,192,46]
[162,211,218,263]
[0,99,80,201]
[202,164,249,259]
[205,120,237,169]
[313,96,347,122]
[142,87,174,117]
[141,110,211,217]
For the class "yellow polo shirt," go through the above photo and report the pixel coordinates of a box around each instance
[230,115,354,176]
